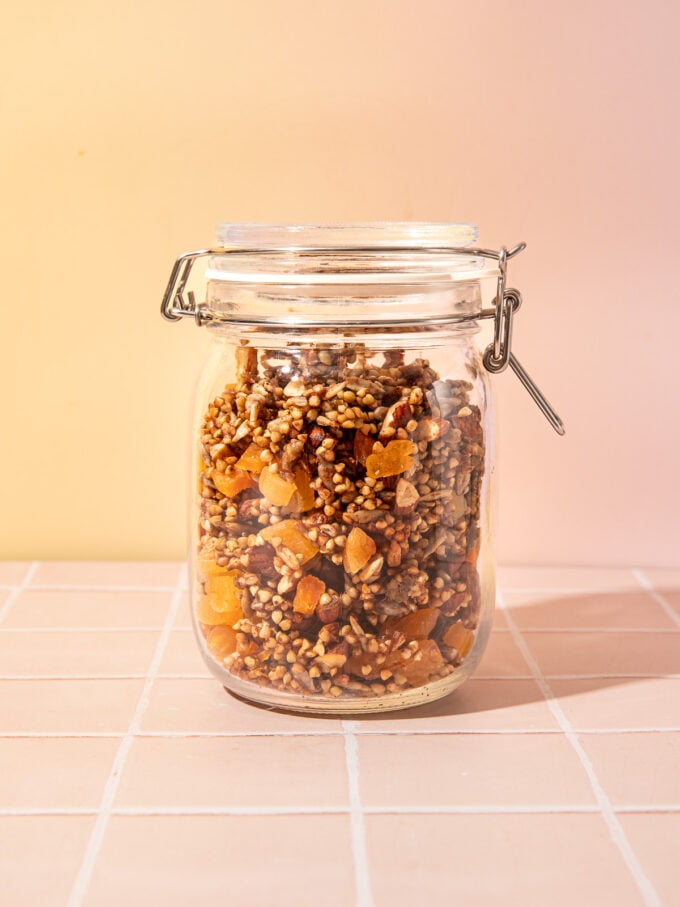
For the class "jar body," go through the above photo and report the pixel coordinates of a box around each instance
[191,321,494,714]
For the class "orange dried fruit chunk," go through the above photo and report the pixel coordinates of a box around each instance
[197,594,242,627]
[198,557,229,577]
[442,621,474,657]
[388,639,445,686]
[197,572,243,627]
[197,458,206,492]
[365,440,416,478]
[391,608,440,640]
[293,574,326,615]
[259,520,318,564]
[207,625,238,659]
[347,650,380,681]
[259,467,297,506]
[284,466,316,514]
[213,468,255,498]
[204,572,239,598]
[236,443,265,475]
[343,527,377,574]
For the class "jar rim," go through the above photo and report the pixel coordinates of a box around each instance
[207,222,499,289]
[215,221,479,250]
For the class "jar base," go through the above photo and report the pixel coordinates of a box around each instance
[221,668,471,716]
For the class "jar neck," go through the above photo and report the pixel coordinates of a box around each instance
[204,278,485,329]
[206,321,481,352]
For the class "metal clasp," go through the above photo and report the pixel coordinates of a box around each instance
[160,249,215,325]
[482,244,565,435]
[160,240,565,435]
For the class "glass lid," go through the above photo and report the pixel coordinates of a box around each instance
[207,222,498,285]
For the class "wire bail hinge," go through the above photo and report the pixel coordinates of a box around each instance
[482,244,565,435]
[160,249,214,326]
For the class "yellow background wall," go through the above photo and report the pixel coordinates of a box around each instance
[2,0,678,565]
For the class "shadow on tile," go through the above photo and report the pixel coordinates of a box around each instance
[344,591,680,723]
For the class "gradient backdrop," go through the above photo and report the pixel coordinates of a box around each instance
[1,0,678,565]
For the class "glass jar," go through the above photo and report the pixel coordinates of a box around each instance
[161,223,563,714]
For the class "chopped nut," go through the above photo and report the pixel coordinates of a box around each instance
[379,400,412,439]
[317,653,348,670]
[394,478,419,513]
[235,346,257,382]
[316,594,341,624]
[359,555,384,583]
[283,378,305,397]
[413,417,449,441]
[386,539,402,567]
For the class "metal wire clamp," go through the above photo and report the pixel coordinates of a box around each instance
[480,245,565,435]
[161,249,213,325]
[160,242,564,434]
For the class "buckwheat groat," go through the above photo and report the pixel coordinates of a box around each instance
[195,343,484,700]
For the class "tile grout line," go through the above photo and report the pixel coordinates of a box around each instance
[3,803,680,818]
[342,721,375,907]
[498,627,680,633]
[3,726,680,740]
[65,564,187,907]
[3,626,678,636]
[28,584,179,592]
[5,671,680,681]
[498,589,662,907]
[0,582,648,595]
[0,562,40,626]
[0,627,187,633]
[499,586,657,594]
[632,569,680,629]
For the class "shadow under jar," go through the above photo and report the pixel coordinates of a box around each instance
[161,223,562,714]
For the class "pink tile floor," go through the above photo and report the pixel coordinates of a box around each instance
[0,562,678,906]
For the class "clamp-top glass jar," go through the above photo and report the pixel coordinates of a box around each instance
[161,223,563,714]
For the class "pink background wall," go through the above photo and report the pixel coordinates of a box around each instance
[1,0,678,564]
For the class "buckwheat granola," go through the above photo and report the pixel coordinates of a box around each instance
[195,343,484,701]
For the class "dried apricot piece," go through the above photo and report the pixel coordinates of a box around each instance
[442,621,474,657]
[197,457,206,492]
[390,608,440,640]
[207,625,238,659]
[197,593,242,628]
[259,520,319,564]
[198,557,229,577]
[284,466,316,514]
[293,575,326,615]
[236,443,265,475]
[347,650,380,681]
[213,468,255,498]
[365,440,416,478]
[387,639,445,686]
[343,527,377,574]
[197,572,243,627]
[259,467,297,506]
[204,572,236,598]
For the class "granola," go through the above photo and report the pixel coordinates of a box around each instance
[195,343,484,701]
